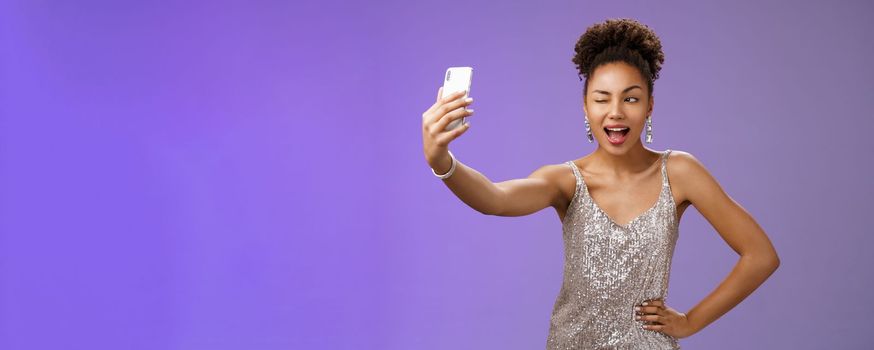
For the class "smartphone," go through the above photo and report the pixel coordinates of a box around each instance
[441,66,473,131]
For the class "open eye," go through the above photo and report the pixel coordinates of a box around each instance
[625,97,639,103]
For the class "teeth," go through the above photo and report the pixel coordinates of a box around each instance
[606,127,629,131]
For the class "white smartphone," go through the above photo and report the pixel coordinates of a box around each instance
[440,66,473,131]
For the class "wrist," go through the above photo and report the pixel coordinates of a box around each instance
[430,151,452,174]
[431,150,457,180]
[683,311,705,336]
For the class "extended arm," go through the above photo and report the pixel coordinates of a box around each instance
[422,86,565,218]
[431,152,565,217]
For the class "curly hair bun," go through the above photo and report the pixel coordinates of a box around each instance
[572,18,665,93]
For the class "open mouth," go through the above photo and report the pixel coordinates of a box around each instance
[604,127,630,144]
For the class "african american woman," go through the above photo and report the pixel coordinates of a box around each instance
[420,18,779,349]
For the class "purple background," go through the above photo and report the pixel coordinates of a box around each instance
[1,0,872,349]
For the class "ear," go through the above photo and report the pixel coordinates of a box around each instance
[648,94,654,116]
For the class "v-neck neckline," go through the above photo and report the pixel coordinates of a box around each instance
[572,151,667,230]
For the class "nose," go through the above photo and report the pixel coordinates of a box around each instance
[607,109,625,120]
[608,100,627,120]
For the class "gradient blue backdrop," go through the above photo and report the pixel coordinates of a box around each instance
[1,0,872,349]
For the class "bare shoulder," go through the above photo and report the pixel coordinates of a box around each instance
[666,149,725,206]
[527,162,575,208]
[666,149,705,174]
[528,162,572,180]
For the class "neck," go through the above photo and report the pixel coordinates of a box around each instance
[591,143,658,177]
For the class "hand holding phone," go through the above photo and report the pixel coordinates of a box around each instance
[421,67,475,172]
[440,67,473,131]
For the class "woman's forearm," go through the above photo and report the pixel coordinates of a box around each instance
[685,253,780,334]
[430,152,504,215]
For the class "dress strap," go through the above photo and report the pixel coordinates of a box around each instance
[660,149,672,185]
[565,161,582,194]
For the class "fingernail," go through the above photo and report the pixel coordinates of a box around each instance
[464,97,473,103]
[634,307,640,311]
[642,302,648,306]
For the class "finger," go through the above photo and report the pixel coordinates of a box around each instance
[437,96,473,119]
[427,87,460,115]
[440,89,468,104]
[427,93,472,127]
[642,324,665,332]
[637,306,665,315]
[636,314,664,324]
[634,308,668,320]
[637,300,665,312]
[436,107,474,131]
[635,306,662,315]
[436,121,471,145]
[424,87,446,116]
[643,299,665,308]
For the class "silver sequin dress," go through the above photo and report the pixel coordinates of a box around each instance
[546,149,680,350]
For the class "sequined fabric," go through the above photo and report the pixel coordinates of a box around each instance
[546,149,680,350]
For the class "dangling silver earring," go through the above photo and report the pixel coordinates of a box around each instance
[645,116,653,143]
[585,118,594,143]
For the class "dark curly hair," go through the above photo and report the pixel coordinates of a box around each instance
[572,18,665,97]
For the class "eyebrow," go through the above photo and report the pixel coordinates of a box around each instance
[592,85,642,95]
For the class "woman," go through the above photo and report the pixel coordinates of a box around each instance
[420,18,779,349]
